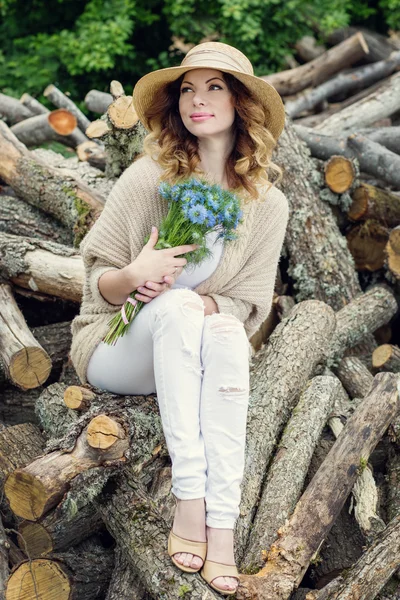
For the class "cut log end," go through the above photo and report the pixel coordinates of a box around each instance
[48,109,77,135]
[324,156,356,193]
[372,344,400,371]
[86,119,111,139]
[86,414,126,449]
[64,385,95,410]
[4,470,47,521]
[76,140,101,162]
[346,221,389,271]
[9,346,52,390]
[108,96,139,129]
[5,559,71,600]
[18,521,53,556]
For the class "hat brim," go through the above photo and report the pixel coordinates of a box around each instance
[132,64,285,141]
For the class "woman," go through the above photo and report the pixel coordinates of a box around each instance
[70,41,289,595]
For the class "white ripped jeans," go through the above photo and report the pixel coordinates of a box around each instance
[86,288,250,529]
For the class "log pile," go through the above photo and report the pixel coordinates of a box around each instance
[1,26,400,600]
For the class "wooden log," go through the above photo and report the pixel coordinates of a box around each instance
[386,239,400,282]
[389,225,400,254]
[360,126,400,155]
[44,84,92,136]
[18,503,103,556]
[372,344,400,372]
[5,541,114,600]
[0,194,73,246]
[19,93,49,116]
[294,126,400,189]
[387,445,400,523]
[85,89,113,114]
[35,382,80,440]
[0,232,83,303]
[0,283,51,389]
[346,220,390,271]
[110,80,125,98]
[237,372,399,600]
[262,33,369,95]
[326,285,398,369]
[315,72,400,136]
[0,93,34,124]
[335,356,373,399]
[306,515,400,600]
[4,413,130,520]
[324,156,357,193]
[94,475,221,600]
[286,51,400,119]
[10,109,77,147]
[106,545,150,600]
[294,36,326,62]
[327,26,398,63]
[0,386,42,426]
[276,119,362,310]
[242,375,338,572]
[76,141,107,171]
[0,515,10,599]
[235,300,336,561]
[0,121,105,245]
[349,183,400,227]
[64,385,95,411]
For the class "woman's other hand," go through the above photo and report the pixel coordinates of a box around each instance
[134,265,184,303]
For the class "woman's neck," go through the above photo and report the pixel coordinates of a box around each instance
[197,133,235,189]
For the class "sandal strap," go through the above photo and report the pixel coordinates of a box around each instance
[168,531,207,560]
[201,559,239,584]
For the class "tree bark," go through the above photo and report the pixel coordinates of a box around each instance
[359,126,400,155]
[349,183,400,227]
[276,119,361,309]
[346,220,389,271]
[315,72,400,136]
[286,51,400,119]
[242,375,339,572]
[19,93,49,115]
[327,26,398,63]
[105,545,150,600]
[10,109,79,147]
[237,372,399,600]
[235,300,336,561]
[44,84,92,136]
[262,33,369,95]
[85,89,113,114]
[0,232,83,302]
[0,121,105,245]
[306,515,400,600]
[0,283,51,389]
[0,194,73,245]
[0,515,9,600]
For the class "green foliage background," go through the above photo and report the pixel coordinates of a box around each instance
[0,0,399,113]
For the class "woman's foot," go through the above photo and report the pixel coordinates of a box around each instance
[205,527,238,593]
[172,498,206,570]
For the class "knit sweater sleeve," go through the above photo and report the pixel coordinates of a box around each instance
[207,188,289,334]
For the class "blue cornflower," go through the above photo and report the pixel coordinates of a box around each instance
[188,204,208,224]
[159,182,170,199]
[205,210,216,228]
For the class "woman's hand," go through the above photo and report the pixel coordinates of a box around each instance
[134,265,184,303]
[122,226,199,290]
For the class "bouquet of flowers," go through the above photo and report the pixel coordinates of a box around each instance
[103,178,243,345]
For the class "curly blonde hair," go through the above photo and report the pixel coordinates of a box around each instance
[139,71,282,202]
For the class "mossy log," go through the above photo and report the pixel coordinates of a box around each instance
[0,232,83,302]
[349,183,400,228]
[86,83,147,178]
[306,515,400,600]
[0,194,73,245]
[235,300,336,561]
[285,50,400,118]
[18,502,103,556]
[242,375,339,572]
[315,71,400,136]
[346,220,390,271]
[276,119,361,310]
[105,545,150,600]
[236,372,399,600]
[0,283,51,389]
[0,92,34,124]
[5,539,114,600]
[326,284,398,369]
[263,32,369,95]
[0,121,104,245]
[4,413,130,521]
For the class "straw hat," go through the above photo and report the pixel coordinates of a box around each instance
[133,41,285,141]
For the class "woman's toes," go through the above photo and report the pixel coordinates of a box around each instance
[183,552,192,567]
[191,555,203,569]
[213,576,238,591]
[174,552,184,564]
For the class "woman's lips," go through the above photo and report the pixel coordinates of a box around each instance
[190,115,214,122]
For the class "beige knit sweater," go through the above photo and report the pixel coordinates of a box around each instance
[70,154,289,384]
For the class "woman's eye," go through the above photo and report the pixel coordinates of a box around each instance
[180,84,223,94]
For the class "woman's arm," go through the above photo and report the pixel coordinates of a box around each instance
[200,295,219,316]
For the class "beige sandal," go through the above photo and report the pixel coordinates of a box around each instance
[200,559,240,595]
[168,530,207,573]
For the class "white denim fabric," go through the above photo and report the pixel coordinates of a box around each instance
[86,287,250,529]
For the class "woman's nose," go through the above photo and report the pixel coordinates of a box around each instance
[192,92,206,106]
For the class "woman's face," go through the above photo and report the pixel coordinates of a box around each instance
[178,68,235,140]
